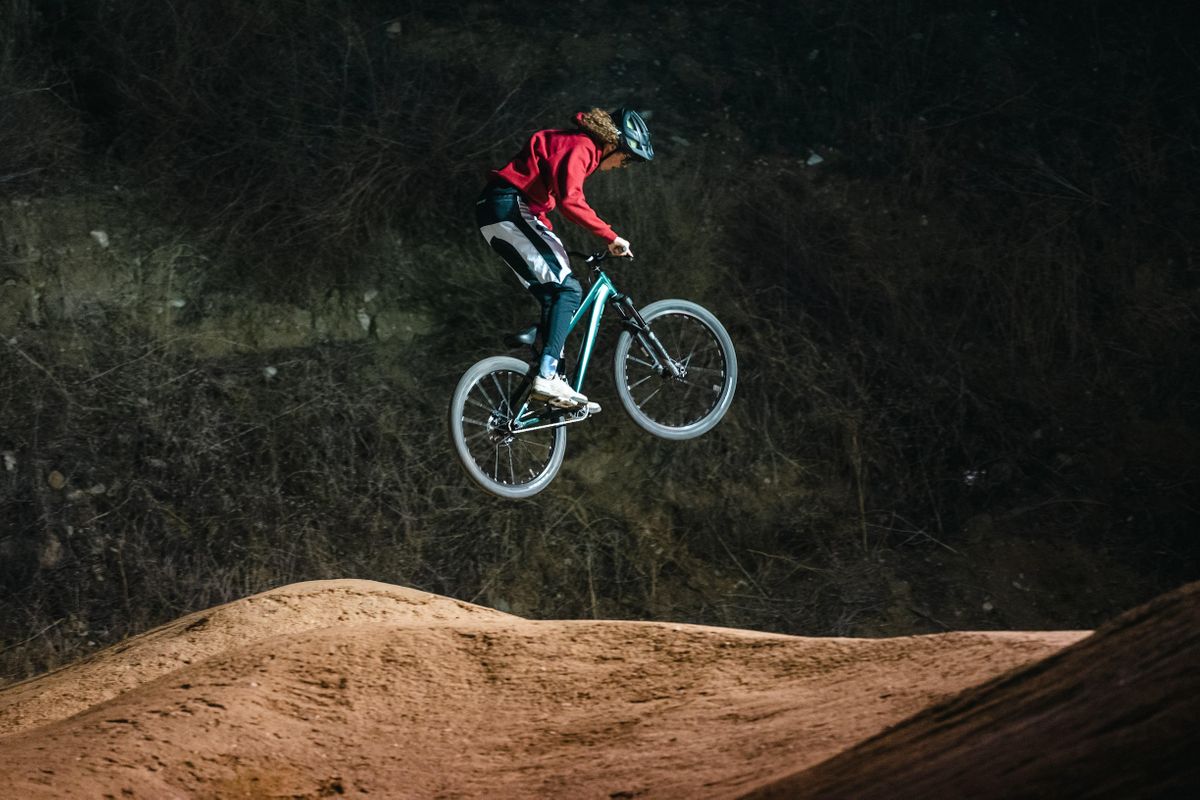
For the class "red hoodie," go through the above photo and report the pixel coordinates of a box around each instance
[491,114,617,242]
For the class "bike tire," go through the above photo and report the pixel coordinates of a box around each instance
[448,355,566,499]
[613,299,737,440]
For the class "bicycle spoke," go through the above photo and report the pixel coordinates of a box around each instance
[664,318,685,358]
[464,397,498,417]
[686,340,710,364]
[638,385,664,407]
[656,319,687,365]
[463,434,492,453]
[627,373,655,391]
[504,370,521,416]
[516,437,553,454]
[670,327,687,364]
[495,373,521,417]
[484,379,505,407]
[627,354,657,370]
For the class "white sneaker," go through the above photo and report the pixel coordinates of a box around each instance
[531,374,588,408]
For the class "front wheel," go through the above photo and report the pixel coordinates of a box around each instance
[613,299,737,440]
[449,356,566,499]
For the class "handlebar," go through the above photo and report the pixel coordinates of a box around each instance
[568,249,633,267]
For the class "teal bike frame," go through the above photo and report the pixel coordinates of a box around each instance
[565,268,617,392]
[507,252,675,434]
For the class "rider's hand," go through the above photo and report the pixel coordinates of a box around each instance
[608,236,633,258]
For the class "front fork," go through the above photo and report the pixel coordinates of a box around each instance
[613,295,684,379]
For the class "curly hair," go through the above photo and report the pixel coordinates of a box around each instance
[574,107,621,146]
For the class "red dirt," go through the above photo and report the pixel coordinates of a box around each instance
[740,580,1200,800]
[0,579,1095,798]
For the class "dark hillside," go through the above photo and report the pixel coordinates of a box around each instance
[2,1,1198,680]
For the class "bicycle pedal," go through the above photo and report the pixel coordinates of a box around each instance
[558,403,598,421]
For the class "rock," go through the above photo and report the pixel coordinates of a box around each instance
[38,535,63,568]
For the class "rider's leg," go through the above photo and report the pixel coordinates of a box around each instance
[530,276,581,378]
[477,183,587,408]
[477,184,573,296]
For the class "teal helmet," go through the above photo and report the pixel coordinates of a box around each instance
[613,107,654,161]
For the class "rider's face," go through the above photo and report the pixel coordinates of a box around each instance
[599,151,631,171]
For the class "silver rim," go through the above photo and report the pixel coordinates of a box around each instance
[450,357,565,499]
[614,300,737,440]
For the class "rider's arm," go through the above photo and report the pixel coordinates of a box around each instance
[554,146,618,242]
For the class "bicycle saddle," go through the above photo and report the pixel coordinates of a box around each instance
[503,324,539,350]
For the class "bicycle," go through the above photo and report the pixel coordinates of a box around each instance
[448,250,737,499]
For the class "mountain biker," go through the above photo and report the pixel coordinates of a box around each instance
[475,106,654,409]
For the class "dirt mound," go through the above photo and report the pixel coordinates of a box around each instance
[740,581,1200,799]
[0,579,511,737]
[0,579,1084,799]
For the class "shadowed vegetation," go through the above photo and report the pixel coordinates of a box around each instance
[2,0,1198,680]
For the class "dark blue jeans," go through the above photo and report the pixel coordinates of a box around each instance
[528,278,582,365]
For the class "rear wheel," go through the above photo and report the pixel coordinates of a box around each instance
[613,299,737,440]
[449,356,566,499]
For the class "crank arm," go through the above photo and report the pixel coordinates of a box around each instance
[511,408,592,433]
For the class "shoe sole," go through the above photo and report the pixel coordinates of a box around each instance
[530,392,587,409]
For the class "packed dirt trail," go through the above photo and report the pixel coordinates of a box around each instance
[0,579,1107,798]
[741,580,1200,800]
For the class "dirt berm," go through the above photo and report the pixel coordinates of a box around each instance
[1,579,1193,797]
[740,581,1200,799]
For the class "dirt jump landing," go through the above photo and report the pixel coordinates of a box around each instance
[0,578,1106,798]
[741,581,1200,799]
